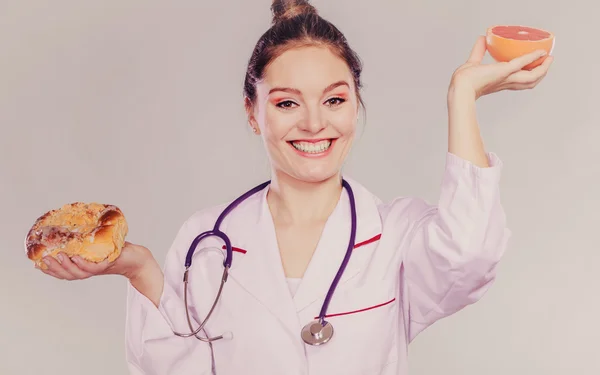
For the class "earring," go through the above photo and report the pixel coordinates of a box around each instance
[252,127,258,133]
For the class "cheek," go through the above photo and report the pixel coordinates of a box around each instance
[264,107,298,139]
[330,109,357,135]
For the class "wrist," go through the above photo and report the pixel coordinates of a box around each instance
[128,256,164,308]
[123,245,155,281]
[448,79,477,103]
[447,82,478,125]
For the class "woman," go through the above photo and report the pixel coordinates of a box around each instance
[38,1,552,374]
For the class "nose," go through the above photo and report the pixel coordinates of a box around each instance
[299,106,327,134]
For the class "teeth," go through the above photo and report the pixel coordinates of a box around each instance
[291,140,331,154]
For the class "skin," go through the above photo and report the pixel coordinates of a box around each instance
[37,35,553,307]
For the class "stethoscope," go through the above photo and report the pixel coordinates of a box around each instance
[172,178,357,371]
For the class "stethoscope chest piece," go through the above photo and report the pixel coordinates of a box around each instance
[301,320,334,346]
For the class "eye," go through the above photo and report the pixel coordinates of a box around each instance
[325,97,346,107]
[276,100,298,109]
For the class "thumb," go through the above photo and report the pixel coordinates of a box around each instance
[466,35,487,64]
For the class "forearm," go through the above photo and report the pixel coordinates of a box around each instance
[129,258,164,308]
[446,84,490,168]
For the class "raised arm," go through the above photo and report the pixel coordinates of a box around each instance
[401,37,552,340]
[402,150,508,341]
[447,36,551,166]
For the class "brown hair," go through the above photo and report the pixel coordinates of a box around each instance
[244,0,365,111]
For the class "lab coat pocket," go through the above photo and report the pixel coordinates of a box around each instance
[328,278,397,318]
[318,282,399,374]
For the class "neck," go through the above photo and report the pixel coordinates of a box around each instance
[266,171,343,225]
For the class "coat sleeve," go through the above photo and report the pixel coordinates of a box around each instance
[124,215,213,375]
[401,152,511,341]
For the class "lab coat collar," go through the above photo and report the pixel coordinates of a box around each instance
[224,177,383,334]
[289,177,383,313]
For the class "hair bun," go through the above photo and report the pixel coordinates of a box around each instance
[271,0,317,24]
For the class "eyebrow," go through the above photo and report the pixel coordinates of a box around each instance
[268,80,350,96]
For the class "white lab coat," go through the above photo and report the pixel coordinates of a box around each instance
[124,152,511,375]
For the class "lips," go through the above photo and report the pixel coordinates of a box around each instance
[289,139,332,154]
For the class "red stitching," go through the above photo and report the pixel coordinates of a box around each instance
[222,233,381,255]
[315,298,396,319]
[221,245,247,254]
[353,233,381,249]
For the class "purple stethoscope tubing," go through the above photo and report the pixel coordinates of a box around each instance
[184,180,271,269]
[182,178,357,345]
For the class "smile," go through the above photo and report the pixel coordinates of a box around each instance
[289,139,333,155]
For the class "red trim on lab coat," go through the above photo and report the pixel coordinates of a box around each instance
[353,233,381,249]
[222,233,382,255]
[316,297,396,319]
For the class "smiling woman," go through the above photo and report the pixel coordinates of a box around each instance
[248,46,359,184]
[33,0,553,374]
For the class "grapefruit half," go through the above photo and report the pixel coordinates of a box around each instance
[486,25,555,70]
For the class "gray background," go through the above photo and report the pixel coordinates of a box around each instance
[1,0,598,374]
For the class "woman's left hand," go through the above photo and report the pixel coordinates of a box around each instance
[449,35,554,100]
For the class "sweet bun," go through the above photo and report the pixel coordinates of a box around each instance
[25,202,128,269]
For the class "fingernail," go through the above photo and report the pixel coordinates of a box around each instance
[72,257,79,263]
[58,254,64,262]
[43,258,50,266]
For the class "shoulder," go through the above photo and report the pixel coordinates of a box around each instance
[346,176,434,225]
[179,203,229,233]
[380,196,435,223]
[174,183,267,238]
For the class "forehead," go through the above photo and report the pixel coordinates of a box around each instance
[261,45,354,93]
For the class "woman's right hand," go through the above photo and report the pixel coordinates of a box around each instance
[37,241,153,281]
[38,242,165,306]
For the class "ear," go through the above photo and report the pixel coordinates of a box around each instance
[244,97,260,135]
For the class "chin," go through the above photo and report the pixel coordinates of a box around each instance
[288,167,341,184]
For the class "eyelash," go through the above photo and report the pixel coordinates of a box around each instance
[276,97,346,109]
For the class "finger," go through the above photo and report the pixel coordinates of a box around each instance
[506,55,553,84]
[42,256,77,280]
[506,49,548,73]
[467,35,487,64]
[58,253,93,279]
[499,79,544,91]
[505,83,537,91]
[36,262,58,278]
[71,255,111,275]
[38,266,66,280]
